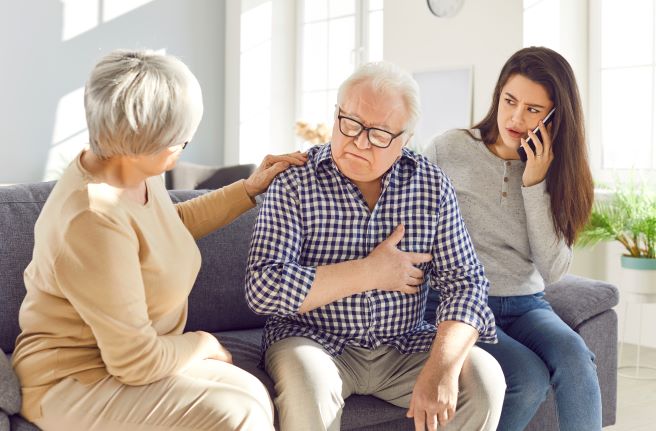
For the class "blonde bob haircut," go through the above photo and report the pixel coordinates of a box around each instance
[84,49,203,158]
[336,61,421,132]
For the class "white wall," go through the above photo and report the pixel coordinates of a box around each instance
[0,0,226,184]
[383,0,523,128]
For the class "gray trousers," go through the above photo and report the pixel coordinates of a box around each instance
[265,337,505,431]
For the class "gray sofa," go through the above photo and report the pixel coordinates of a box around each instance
[0,181,619,430]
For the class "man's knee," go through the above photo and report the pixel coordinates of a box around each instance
[265,337,345,430]
[266,337,343,399]
[459,347,506,428]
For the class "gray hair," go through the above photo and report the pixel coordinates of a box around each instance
[84,49,203,158]
[337,62,421,132]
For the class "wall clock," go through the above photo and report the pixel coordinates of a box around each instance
[427,0,465,18]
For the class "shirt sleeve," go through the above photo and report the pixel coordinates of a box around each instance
[175,179,256,239]
[430,176,497,343]
[521,180,573,285]
[54,210,204,385]
[245,172,316,316]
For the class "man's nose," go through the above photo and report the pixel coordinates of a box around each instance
[354,130,371,149]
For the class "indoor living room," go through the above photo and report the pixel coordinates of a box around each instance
[0,1,654,430]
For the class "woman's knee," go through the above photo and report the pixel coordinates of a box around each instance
[194,379,274,431]
[505,351,550,405]
[552,334,597,377]
[233,366,272,404]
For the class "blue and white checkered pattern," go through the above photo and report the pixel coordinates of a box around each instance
[245,143,496,359]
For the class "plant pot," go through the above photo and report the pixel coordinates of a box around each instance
[620,255,656,303]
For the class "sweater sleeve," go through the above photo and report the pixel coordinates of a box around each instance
[175,179,256,240]
[53,210,204,386]
[423,132,443,166]
[521,180,572,284]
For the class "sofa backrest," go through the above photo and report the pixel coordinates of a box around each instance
[169,190,267,333]
[0,183,266,354]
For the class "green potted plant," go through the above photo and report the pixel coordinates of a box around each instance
[577,179,656,302]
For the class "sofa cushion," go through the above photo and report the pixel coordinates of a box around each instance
[545,274,619,329]
[0,183,55,353]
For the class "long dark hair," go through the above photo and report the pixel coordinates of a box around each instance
[471,46,593,247]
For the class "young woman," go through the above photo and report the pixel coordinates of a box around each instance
[423,47,599,431]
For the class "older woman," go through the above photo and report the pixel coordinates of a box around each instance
[12,50,306,431]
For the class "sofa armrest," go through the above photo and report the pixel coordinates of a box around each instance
[544,274,619,329]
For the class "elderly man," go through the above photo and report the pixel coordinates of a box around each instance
[245,62,505,431]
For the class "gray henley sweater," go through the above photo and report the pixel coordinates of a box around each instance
[423,129,572,297]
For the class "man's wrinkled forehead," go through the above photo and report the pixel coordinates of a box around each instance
[341,82,407,128]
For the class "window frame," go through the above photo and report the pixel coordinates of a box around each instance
[295,0,384,149]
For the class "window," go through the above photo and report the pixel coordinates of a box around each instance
[232,0,383,164]
[597,0,655,172]
[296,0,383,146]
[239,0,272,165]
[524,0,656,182]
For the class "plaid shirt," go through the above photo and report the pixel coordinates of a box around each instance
[245,143,496,359]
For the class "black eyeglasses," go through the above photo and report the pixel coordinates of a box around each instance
[182,141,189,150]
[337,109,405,149]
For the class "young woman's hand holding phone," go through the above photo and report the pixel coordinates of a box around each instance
[521,109,555,187]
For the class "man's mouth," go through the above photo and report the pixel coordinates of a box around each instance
[345,151,369,162]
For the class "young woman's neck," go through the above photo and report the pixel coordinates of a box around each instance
[488,134,521,161]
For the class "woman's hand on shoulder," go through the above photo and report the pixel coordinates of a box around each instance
[243,152,308,198]
[521,121,554,187]
[196,331,233,363]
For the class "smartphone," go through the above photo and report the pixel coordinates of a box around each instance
[517,107,556,162]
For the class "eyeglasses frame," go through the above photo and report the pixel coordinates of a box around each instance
[336,108,405,149]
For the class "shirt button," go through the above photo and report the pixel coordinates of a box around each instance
[502,192,507,197]
[505,161,511,167]
[504,177,509,182]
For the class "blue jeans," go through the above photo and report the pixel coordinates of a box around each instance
[475,292,602,431]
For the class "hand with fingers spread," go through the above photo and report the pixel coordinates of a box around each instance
[364,224,433,295]
[244,151,308,197]
[521,121,554,187]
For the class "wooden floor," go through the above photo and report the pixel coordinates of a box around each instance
[604,343,656,430]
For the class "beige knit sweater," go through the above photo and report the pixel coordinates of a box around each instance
[12,152,255,421]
